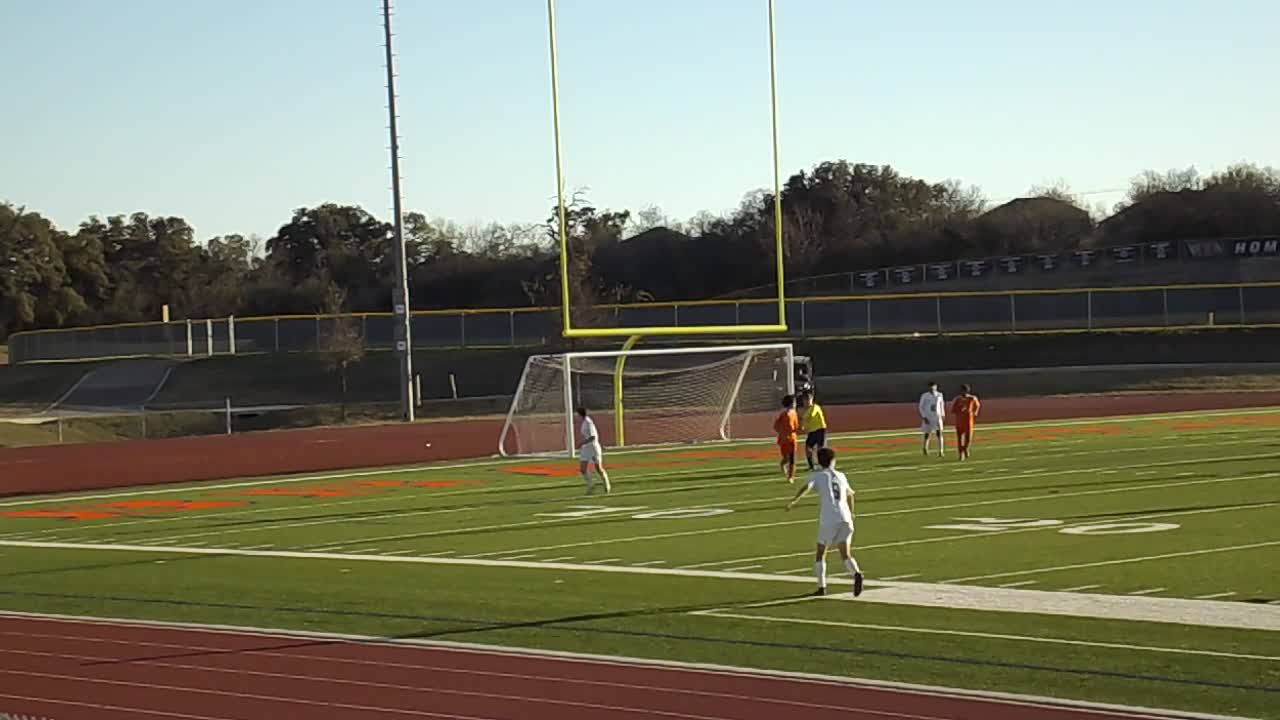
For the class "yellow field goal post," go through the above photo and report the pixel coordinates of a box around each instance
[545,0,788,339]
[537,0,790,454]
[497,343,796,457]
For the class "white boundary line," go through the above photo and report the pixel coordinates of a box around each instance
[3,538,1279,631]
[0,405,1274,509]
[688,609,1280,662]
[0,610,1253,720]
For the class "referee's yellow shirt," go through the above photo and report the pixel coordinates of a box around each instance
[801,404,827,433]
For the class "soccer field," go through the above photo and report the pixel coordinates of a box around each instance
[1,407,1278,718]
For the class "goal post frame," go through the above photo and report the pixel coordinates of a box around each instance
[545,0,787,339]
[498,342,796,457]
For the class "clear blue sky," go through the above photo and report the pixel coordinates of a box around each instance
[2,0,1277,241]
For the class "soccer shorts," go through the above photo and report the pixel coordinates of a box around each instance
[805,429,826,449]
[921,415,942,434]
[578,443,602,464]
[817,520,853,546]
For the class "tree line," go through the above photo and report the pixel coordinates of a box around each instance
[3,160,1279,339]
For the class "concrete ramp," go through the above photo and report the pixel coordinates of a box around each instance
[48,359,177,413]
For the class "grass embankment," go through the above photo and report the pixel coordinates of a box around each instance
[4,327,1280,448]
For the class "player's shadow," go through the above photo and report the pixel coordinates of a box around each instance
[67,592,809,668]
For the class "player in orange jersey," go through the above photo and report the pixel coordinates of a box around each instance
[773,395,800,483]
[951,384,981,460]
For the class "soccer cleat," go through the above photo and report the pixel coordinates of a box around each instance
[853,572,864,597]
[812,587,826,597]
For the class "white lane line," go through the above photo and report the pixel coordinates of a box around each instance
[1195,592,1236,600]
[1059,584,1102,592]
[542,556,576,562]
[583,558,622,565]
[0,607,1260,720]
[723,565,763,573]
[881,574,921,581]
[997,581,1038,588]
[1128,588,1168,596]
[631,560,667,567]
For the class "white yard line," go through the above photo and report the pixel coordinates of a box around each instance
[1060,585,1102,592]
[945,541,1280,584]
[1,405,1273,513]
[679,499,1278,570]
[689,611,1280,663]
[1128,588,1168,596]
[5,435,1270,550]
[1194,592,1236,600]
[881,573,921,581]
[631,560,667,567]
[3,539,1278,631]
[997,581,1038,588]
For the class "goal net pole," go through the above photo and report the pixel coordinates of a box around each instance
[498,343,796,457]
[614,334,643,447]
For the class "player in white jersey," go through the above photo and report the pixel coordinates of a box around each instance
[785,447,864,597]
[918,380,945,457]
[575,407,611,495]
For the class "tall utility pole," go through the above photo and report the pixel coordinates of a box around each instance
[382,0,414,422]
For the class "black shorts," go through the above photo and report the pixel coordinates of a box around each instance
[805,429,826,449]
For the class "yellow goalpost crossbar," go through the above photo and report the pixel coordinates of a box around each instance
[545,0,787,339]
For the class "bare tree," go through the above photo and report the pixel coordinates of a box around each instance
[1028,179,1080,206]
[318,283,364,422]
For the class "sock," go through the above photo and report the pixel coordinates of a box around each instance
[844,556,861,577]
[582,471,593,492]
[815,561,827,588]
[599,470,611,492]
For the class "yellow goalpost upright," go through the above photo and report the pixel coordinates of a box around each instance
[496,2,788,456]
[543,0,788,340]
[511,1,793,455]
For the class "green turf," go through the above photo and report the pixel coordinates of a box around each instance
[1,407,1278,718]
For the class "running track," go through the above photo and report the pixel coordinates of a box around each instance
[0,614,1214,720]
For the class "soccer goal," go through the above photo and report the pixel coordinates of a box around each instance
[498,344,796,457]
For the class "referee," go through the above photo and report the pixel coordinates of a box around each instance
[798,392,827,470]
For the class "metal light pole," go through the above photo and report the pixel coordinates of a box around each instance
[382,0,414,422]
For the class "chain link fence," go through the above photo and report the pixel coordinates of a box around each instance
[9,283,1280,364]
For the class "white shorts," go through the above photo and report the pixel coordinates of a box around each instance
[578,444,603,464]
[817,520,853,547]
[922,415,942,434]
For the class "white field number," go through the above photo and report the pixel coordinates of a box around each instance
[536,505,734,520]
[924,517,1180,535]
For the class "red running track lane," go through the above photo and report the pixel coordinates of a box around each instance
[3,391,1280,497]
[0,614,1205,720]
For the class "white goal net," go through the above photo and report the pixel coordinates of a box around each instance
[498,344,795,456]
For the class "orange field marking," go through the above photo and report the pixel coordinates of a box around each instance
[2,499,247,521]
